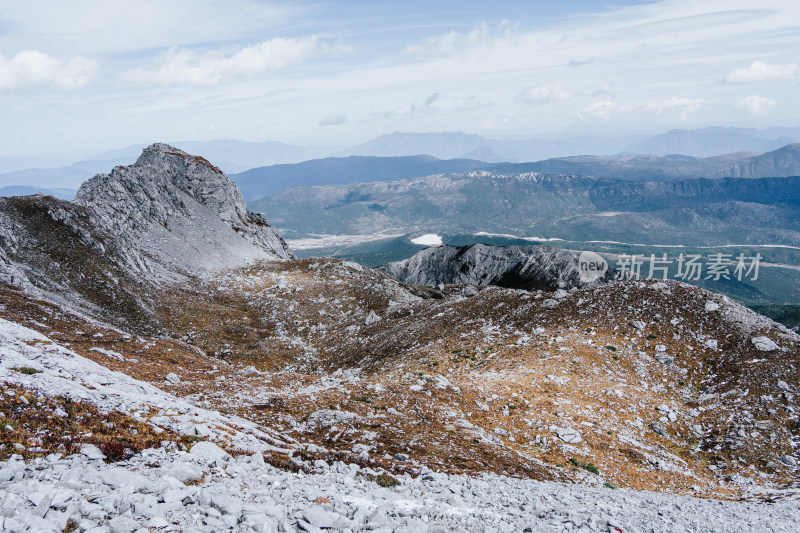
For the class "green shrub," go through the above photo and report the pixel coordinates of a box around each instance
[375,474,400,487]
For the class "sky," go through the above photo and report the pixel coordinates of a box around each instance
[1,0,799,157]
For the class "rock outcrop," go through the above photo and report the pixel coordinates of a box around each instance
[378,243,615,291]
[0,143,294,327]
[74,143,294,275]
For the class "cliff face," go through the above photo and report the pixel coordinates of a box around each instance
[378,243,615,291]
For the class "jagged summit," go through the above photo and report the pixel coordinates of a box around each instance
[0,143,294,327]
[75,143,294,270]
[378,243,614,291]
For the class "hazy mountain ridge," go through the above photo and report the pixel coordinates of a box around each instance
[627,126,800,157]
[235,142,800,202]
[709,143,800,178]
[0,185,76,200]
[232,155,493,201]
[4,127,800,193]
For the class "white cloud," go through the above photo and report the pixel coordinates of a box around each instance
[640,97,706,120]
[0,0,305,56]
[424,92,440,106]
[725,61,799,83]
[515,85,571,105]
[120,37,322,86]
[568,58,595,67]
[578,97,706,121]
[365,92,443,122]
[319,114,347,126]
[735,95,776,115]
[580,100,619,120]
[403,21,518,61]
[0,50,97,91]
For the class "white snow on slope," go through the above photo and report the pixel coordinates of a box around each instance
[410,234,442,246]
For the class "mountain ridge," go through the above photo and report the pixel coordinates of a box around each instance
[378,243,615,291]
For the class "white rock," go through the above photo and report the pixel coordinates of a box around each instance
[189,441,232,466]
[752,336,779,351]
[81,445,106,461]
[705,301,720,312]
[164,372,180,384]
[240,365,258,375]
[364,310,381,326]
[306,410,358,430]
[108,515,140,533]
[159,462,203,483]
[554,427,582,444]
[303,506,339,529]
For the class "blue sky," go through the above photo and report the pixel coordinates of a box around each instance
[1,0,798,157]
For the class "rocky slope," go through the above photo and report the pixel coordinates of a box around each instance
[2,145,800,531]
[378,243,614,290]
[4,317,798,532]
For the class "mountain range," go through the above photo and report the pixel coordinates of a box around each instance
[627,126,800,157]
[233,143,800,202]
[252,172,800,244]
[341,127,800,161]
[232,155,491,201]
[4,126,800,191]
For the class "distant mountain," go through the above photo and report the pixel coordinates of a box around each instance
[340,131,648,162]
[341,132,501,160]
[98,139,338,174]
[710,143,800,178]
[627,127,800,157]
[0,158,135,189]
[252,172,800,247]
[0,186,77,200]
[237,143,800,200]
[457,145,510,163]
[231,155,493,201]
[0,154,88,174]
[489,144,800,181]
[0,139,339,191]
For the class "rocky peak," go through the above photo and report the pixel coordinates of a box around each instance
[0,144,295,328]
[74,143,294,274]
